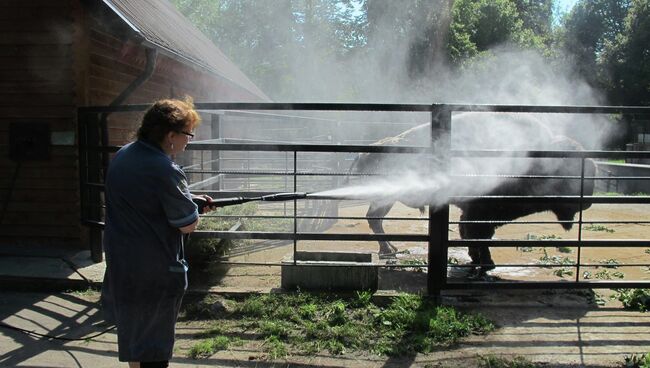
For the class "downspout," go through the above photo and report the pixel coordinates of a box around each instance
[99,46,158,174]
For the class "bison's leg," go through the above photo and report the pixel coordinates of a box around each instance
[367,202,397,257]
[459,212,496,274]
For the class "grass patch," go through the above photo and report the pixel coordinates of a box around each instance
[537,249,574,278]
[624,352,650,368]
[400,258,428,271]
[594,191,649,196]
[188,335,231,359]
[614,289,650,312]
[67,287,100,299]
[525,234,561,241]
[183,292,494,359]
[584,224,615,233]
[478,354,542,367]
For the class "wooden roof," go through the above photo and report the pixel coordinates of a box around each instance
[102,0,270,101]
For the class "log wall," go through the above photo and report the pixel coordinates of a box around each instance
[0,0,265,248]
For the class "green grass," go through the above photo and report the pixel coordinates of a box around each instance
[188,335,231,359]
[183,292,495,359]
[537,249,575,278]
[624,352,650,368]
[584,224,615,233]
[525,233,562,240]
[477,355,542,367]
[594,191,649,196]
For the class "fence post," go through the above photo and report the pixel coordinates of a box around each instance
[428,105,451,298]
[210,113,222,191]
[86,112,104,263]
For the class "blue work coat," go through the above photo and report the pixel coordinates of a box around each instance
[101,139,198,362]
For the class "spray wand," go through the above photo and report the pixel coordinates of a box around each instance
[193,192,309,214]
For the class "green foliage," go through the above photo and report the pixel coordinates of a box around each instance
[401,258,428,270]
[557,0,631,85]
[264,335,288,359]
[624,352,650,368]
[615,289,650,312]
[188,335,230,359]
[554,267,574,277]
[600,0,650,106]
[585,224,615,233]
[352,290,373,307]
[185,292,495,359]
[448,0,523,63]
[478,354,541,367]
[538,249,574,266]
[600,258,621,268]
[260,320,290,338]
[583,268,625,279]
[171,0,648,109]
[537,249,575,277]
[525,233,562,240]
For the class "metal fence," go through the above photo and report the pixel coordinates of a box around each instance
[78,103,650,295]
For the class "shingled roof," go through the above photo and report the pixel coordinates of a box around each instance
[102,0,270,101]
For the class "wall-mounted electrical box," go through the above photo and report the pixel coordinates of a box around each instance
[9,122,51,161]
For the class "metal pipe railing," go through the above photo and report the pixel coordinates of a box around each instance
[78,103,650,293]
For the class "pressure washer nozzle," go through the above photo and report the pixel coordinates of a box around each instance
[260,192,308,202]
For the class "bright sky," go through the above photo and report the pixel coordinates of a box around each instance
[557,0,578,13]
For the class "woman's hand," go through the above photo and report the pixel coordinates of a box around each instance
[192,194,218,214]
[200,195,218,213]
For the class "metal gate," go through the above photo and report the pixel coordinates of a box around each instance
[78,103,650,295]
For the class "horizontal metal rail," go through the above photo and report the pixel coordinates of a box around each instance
[79,102,650,114]
[78,102,650,294]
[442,281,650,289]
[191,231,428,242]
[449,196,650,204]
[449,239,650,247]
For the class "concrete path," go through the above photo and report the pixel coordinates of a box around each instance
[1,289,649,367]
[1,246,649,367]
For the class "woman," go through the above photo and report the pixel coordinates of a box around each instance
[101,98,214,368]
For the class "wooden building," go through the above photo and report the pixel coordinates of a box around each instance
[0,0,269,250]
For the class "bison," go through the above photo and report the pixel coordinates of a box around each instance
[347,113,596,276]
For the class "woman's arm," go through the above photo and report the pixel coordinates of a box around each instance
[179,218,199,234]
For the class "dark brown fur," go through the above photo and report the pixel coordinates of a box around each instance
[349,120,596,273]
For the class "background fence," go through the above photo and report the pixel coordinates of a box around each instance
[78,103,650,295]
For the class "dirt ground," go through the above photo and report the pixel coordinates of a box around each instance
[199,202,650,291]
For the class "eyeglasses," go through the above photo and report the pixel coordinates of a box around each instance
[180,131,194,139]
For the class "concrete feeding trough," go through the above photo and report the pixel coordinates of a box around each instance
[281,251,379,291]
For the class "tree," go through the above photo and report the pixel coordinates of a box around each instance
[514,0,554,37]
[446,0,550,66]
[600,0,650,105]
[171,0,366,100]
[558,0,631,86]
